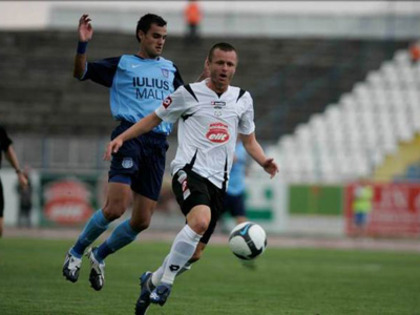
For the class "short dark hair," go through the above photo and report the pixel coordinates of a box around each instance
[208,42,237,62]
[136,13,167,42]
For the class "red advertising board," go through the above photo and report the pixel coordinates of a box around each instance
[345,182,420,237]
[40,174,101,226]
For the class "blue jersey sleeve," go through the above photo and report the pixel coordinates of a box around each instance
[173,64,184,90]
[82,57,121,87]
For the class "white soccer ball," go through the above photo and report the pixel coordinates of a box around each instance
[228,222,267,260]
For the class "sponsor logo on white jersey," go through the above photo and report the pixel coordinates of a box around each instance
[206,122,230,143]
[211,101,226,108]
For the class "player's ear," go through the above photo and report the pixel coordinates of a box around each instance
[138,30,145,42]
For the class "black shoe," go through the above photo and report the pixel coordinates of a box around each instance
[135,271,154,315]
[150,283,172,306]
[62,250,82,283]
[86,247,105,291]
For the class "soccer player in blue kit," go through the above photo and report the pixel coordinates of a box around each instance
[224,140,248,224]
[63,13,206,291]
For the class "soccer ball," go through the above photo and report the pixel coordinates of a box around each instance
[228,222,267,260]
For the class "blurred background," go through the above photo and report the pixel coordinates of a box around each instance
[1,1,420,239]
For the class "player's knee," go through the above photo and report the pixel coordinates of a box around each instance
[190,218,209,235]
[130,218,151,232]
[102,203,126,221]
[102,210,122,221]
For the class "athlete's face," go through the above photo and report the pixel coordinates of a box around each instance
[207,48,237,93]
[138,23,167,58]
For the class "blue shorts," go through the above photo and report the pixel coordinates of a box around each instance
[223,192,246,218]
[108,121,168,201]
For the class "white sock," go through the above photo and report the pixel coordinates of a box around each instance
[159,225,201,285]
[177,262,192,277]
[151,255,169,286]
[152,256,192,286]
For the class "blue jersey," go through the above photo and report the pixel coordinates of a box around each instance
[227,142,247,196]
[81,54,184,135]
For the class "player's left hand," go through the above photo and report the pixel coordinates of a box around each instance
[262,158,279,178]
[17,171,28,187]
[103,138,123,161]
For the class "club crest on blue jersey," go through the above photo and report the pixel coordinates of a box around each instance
[122,157,134,169]
[161,68,169,78]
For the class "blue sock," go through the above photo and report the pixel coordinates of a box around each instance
[95,219,139,262]
[70,210,110,258]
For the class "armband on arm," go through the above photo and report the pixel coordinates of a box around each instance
[77,41,88,54]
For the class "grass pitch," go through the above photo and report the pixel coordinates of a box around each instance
[0,238,419,315]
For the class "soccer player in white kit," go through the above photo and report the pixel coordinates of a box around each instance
[104,42,278,314]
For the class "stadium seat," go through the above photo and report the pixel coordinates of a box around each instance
[253,42,418,183]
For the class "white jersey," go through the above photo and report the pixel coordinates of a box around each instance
[155,79,255,189]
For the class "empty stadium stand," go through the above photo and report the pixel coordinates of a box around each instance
[0,31,409,137]
[268,49,420,183]
[0,31,411,171]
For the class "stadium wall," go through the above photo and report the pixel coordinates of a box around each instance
[4,169,419,238]
[0,170,289,234]
[48,5,420,39]
[289,185,343,216]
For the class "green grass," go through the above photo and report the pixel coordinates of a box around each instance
[0,238,419,315]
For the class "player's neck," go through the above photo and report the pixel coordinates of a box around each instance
[137,50,159,60]
[206,80,228,95]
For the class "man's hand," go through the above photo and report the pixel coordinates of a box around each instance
[79,14,93,42]
[103,137,123,161]
[17,171,28,187]
[262,158,279,178]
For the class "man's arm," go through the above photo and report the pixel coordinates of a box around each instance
[240,133,278,178]
[5,145,28,187]
[104,112,162,160]
[73,14,93,79]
